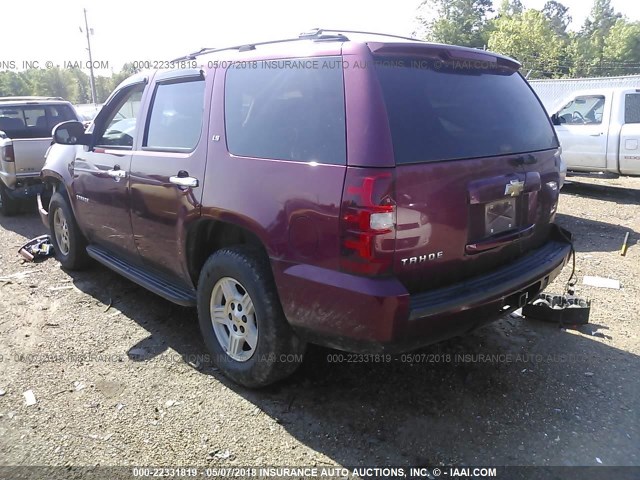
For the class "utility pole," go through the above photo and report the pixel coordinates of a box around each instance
[83,8,97,105]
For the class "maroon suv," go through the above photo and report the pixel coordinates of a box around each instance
[38,30,572,387]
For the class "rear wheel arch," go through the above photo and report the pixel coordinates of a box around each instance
[186,218,272,287]
[196,245,305,387]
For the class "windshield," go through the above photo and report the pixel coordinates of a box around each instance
[374,57,558,164]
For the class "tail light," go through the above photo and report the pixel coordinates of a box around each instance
[340,167,396,276]
[2,144,15,162]
[554,147,566,188]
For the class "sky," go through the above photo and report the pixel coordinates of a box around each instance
[1,0,639,74]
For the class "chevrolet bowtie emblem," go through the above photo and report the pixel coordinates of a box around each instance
[505,180,525,197]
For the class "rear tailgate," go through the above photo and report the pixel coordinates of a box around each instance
[372,46,562,293]
[11,138,52,176]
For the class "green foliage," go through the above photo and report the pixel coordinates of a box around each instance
[488,9,565,78]
[67,68,91,104]
[602,19,640,76]
[0,71,29,97]
[582,0,621,38]
[416,0,640,78]
[498,0,524,17]
[94,76,113,103]
[0,65,132,103]
[568,0,627,77]
[418,0,494,48]
[542,0,572,37]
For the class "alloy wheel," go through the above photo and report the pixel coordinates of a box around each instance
[210,277,258,362]
[53,208,70,256]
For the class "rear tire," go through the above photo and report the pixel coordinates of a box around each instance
[197,246,306,388]
[48,192,90,270]
[0,184,20,216]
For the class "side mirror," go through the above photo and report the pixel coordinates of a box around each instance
[550,113,561,126]
[53,121,91,146]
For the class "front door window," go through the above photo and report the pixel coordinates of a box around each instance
[95,84,145,148]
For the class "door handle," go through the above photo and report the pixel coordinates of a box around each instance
[589,132,603,136]
[169,175,199,188]
[107,169,127,179]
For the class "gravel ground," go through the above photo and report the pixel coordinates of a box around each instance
[0,176,638,472]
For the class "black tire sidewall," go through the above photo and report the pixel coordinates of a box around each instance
[48,192,88,270]
[197,247,304,387]
[0,184,19,216]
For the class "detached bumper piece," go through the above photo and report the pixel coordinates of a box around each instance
[18,234,54,262]
[522,293,591,326]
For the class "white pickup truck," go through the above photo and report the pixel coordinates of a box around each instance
[0,97,80,215]
[550,87,640,176]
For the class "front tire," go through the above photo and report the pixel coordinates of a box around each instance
[48,192,90,270]
[197,246,306,388]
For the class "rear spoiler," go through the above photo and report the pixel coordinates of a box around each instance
[366,42,521,71]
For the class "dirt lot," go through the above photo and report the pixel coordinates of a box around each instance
[0,176,638,472]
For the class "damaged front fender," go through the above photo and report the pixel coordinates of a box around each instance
[38,143,80,227]
[41,143,78,187]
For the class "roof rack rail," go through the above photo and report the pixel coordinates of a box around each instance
[170,32,348,63]
[0,96,65,102]
[299,28,425,43]
[169,28,423,63]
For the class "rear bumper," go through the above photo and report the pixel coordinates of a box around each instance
[0,171,42,190]
[275,225,572,353]
[0,177,44,199]
[409,239,569,320]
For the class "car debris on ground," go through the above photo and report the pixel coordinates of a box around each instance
[17,234,54,262]
[23,390,36,406]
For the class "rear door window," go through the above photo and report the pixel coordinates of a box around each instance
[144,79,205,151]
[374,57,558,165]
[625,93,640,124]
[224,57,346,165]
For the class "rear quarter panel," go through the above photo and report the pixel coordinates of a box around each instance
[614,89,640,175]
[201,62,347,328]
[619,122,640,175]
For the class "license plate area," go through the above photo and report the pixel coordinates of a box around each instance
[485,197,516,236]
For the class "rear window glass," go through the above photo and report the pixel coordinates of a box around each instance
[374,57,558,165]
[625,94,640,124]
[0,104,76,139]
[224,56,346,165]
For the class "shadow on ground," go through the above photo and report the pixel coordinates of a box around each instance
[60,258,640,467]
[562,181,640,206]
[555,213,637,253]
[0,207,46,241]
[7,201,636,468]
[557,180,637,254]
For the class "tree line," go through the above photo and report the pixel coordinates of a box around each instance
[0,63,138,104]
[2,0,639,102]
[417,0,640,78]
